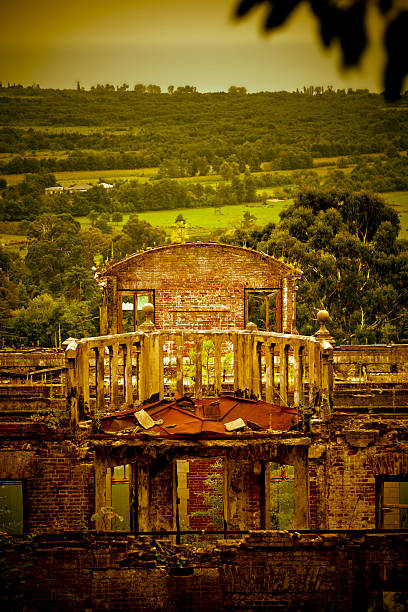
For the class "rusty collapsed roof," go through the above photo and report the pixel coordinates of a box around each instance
[100,395,297,438]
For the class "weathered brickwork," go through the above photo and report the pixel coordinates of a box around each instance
[1,420,406,535]
[308,422,408,530]
[187,457,222,529]
[0,441,95,533]
[99,243,299,333]
[1,239,407,610]
[149,460,175,531]
[3,533,407,611]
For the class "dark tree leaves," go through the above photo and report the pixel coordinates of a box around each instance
[234,0,407,100]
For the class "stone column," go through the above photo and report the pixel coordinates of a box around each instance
[265,341,276,403]
[94,459,108,531]
[292,446,310,529]
[137,462,150,532]
[195,336,203,399]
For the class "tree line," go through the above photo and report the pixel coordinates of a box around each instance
[0,90,406,177]
[1,181,407,347]
[0,173,259,222]
[221,187,408,344]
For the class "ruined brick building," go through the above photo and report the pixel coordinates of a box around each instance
[0,242,407,611]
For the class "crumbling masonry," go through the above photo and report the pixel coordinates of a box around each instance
[0,243,407,611]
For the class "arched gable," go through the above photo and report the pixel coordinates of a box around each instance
[99,242,300,333]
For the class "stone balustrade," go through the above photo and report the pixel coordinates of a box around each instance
[65,327,334,426]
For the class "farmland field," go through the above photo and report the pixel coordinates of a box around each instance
[55,168,157,186]
[383,192,408,239]
[138,202,288,236]
[77,201,289,242]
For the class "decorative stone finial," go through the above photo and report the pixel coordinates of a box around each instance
[139,302,155,331]
[314,309,334,345]
[246,321,257,332]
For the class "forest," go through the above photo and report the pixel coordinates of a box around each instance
[0,85,407,347]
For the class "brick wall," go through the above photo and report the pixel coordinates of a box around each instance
[187,458,223,530]
[3,532,407,611]
[308,426,408,530]
[0,442,95,533]
[101,243,298,333]
[149,459,175,531]
[185,457,264,531]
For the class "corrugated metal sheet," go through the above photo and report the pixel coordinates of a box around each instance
[101,395,297,438]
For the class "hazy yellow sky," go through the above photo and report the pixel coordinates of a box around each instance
[0,0,389,91]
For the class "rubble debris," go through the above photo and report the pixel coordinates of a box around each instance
[135,409,155,430]
[225,418,246,432]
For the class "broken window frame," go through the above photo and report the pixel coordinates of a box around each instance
[0,479,27,535]
[268,462,295,530]
[376,475,408,529]
[244,288,282,332]
[118,290,155,333]
[110,464,130,531]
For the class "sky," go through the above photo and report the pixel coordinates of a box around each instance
[0,0,392,92]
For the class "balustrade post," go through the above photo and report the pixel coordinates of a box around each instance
[279,343,289,405]
[195,336,203,399]
[243,325,255,392]
[293,344,304,407]
[65,339,79,428]
[109,343,119,408]
[321,340,334,412]
[124,342,134,405]
[95,346,105,415]
[176,333,184,396]
[142,332,163,401]
[155,333,165,401]
[251,337,262,398]
[234,333,245,391]
[265,341,275,403]
[313,309,335,414]
[214,334,222,395]
[138,336,147,404]
[77,341,90,416]
[308,341,318,406]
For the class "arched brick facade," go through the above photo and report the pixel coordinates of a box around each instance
[98,242,300,333]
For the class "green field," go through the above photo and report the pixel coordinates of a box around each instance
[77,201,289,242]
[55,168,157,186]
[139,202,288,236]
[77,190,408,243]
[0,161,355,189]
[383,192,408,239]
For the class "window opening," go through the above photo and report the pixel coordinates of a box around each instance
[121,295,135,333]
[269,463,295,529]
[119,290,154,332]
[245,289,281,332]
[0,481,25,535]
[378,477,408,529]
[177,458,224,544]
[202,340,215,394]
[111,465,130,531]
[221,340,234,392]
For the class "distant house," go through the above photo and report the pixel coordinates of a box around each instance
[45,183,113,195]
[45,186,64,194]
[67,184,93,193]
